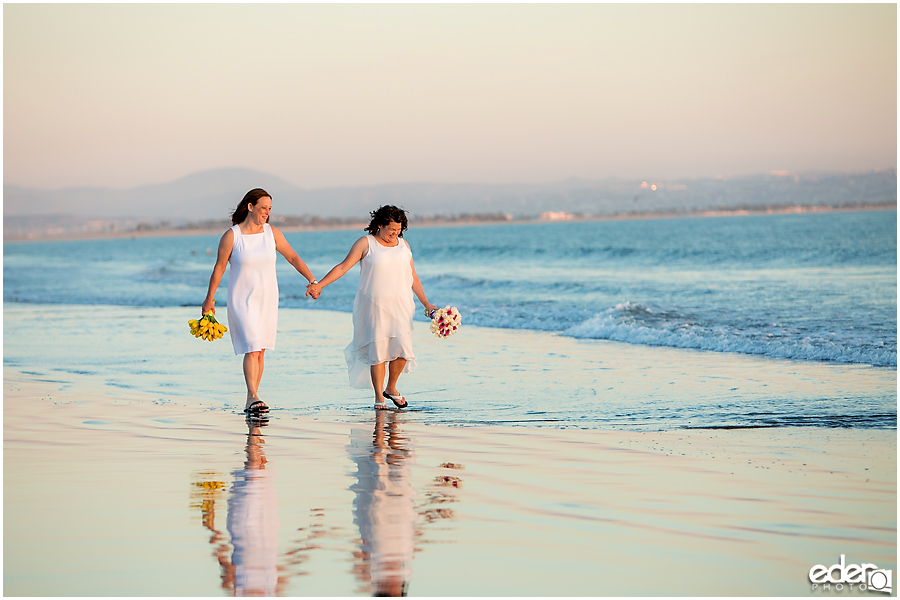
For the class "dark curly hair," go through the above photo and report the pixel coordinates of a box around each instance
[365,205,408,237]
[231,188,271,226]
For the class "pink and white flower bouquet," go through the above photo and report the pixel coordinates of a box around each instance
[426,306,461,339]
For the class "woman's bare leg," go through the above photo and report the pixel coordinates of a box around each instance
[385,358,407,397]
[243,350,267,409]
[370,362,387,406]
[255,350,265,391]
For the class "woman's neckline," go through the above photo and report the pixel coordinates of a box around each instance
[371,234,400,248]
[239,223,266,235]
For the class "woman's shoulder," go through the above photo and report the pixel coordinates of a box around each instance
[353,235,372,257]
[263,223,283,244]
[217,227,236,253]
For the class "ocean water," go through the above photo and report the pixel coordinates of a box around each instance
[6,210,896,365]
[4,210,896,429]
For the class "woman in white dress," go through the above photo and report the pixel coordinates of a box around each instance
[306,206,437,410]
[203,188,318,413]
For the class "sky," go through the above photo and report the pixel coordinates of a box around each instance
[3,3,897,191]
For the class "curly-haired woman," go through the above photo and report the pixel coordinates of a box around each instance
[306,205,438,410]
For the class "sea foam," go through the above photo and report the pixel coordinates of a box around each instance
[564,302,897,368]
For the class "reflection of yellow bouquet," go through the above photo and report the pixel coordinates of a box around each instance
[189,313,227,341]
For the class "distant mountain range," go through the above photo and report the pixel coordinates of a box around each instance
[3,167,896,238]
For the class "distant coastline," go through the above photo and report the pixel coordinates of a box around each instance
[3,201,896,243]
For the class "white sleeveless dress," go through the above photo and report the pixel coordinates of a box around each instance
[344,236,417,388]
[227,224,278,355]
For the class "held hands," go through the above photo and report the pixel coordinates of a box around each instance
[306,281,321,300]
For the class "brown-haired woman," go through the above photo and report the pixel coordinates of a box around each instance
[203,188,319,413]
[306,205,438,410]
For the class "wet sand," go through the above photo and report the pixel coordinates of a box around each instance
[3,307,896,595]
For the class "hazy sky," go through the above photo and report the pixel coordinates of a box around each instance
[4,3,897,190]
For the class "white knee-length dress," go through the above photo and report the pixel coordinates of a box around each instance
[344,236,416,388]
[227,223,278,355]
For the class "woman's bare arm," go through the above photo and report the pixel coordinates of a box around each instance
[305,236,369,297]
[202,229,234,315]
[408,241,438,312]
[272,225,317,283]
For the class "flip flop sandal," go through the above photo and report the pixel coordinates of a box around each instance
[244,400,269,413]
[382,392,408,409]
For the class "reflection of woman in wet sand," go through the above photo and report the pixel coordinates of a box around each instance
[196,419,373,595]
[193,418,283,596]
[227,418,281,596]
[349,412,418,596]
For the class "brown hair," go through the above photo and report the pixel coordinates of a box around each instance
[231,188,271,225]
[364,205,408,237]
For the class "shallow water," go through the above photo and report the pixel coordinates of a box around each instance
[3,303,896,431]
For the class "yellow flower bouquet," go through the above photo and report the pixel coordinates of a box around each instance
[189,313,227,342]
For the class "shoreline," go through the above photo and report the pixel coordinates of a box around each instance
[4,302,896,431]
[4,201,895,243]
